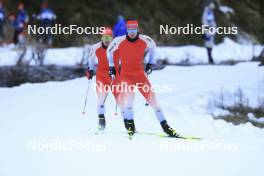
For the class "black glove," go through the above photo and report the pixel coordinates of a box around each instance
[145,63,153,75]
[85,69,94,80]
[109,66,116,79]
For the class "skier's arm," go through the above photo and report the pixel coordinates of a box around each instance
[141,35,156,64]
[88,44,99,70]
[202,8,216,28]
[88,49,95,70]
[140,35,156,74]
[148,46,155,65]
[202,8,207,25]
[107,37,123,67]
[86,49,95,80]
[85,44,99,80]
[107,48,115,67]
[107,36,126,79]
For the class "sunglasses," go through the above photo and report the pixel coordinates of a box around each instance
[127,29,138,34]
[102,35,113,42]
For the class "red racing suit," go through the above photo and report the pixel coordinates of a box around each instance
[89,42,120,115]
[107,35,165,121]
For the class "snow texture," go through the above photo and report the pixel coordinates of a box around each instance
[0,62,263,176]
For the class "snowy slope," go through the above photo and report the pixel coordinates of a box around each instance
[0,38,263,66]
[0,62,263,176]
[157,38,263,64]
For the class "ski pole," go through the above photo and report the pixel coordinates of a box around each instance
[114,103,118,116]
[145,74,149,106]
[102,79,114,104]
[82,80,91,115]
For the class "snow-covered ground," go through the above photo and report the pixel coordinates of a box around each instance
[0,37,263,66]
[0,62,263,176]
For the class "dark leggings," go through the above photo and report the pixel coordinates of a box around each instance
[206,47,214,64]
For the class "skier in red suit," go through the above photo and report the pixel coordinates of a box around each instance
[107,20,179,137]
[86,27,120,131]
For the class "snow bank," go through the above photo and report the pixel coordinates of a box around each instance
[157,38,263,64]
[248,113,264,124]
[0,38,263,66]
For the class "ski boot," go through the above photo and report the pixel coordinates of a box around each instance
[160,120,179,137]
[98,114,106,131]
[124,119,136,137]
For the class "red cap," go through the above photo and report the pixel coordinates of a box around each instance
[126,20,139,29]
[102,27,113,36]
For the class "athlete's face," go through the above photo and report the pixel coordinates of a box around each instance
[127,28,138,39]
[18,4,24,10]
[101,35,113,47]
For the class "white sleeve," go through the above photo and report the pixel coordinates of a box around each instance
[202,8,207,25]
[107,36,125,67]
[88,42,100,70]
[140,35,156,64]
[202,8,216,27]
